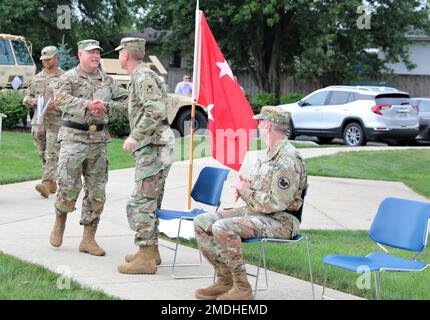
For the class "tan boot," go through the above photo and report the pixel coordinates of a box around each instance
[125,244,161,265]
[217,269,253,300]
[195,264,233,300]
[118,245,157,274]
[79,224,106,256]
[35,181,51,198]
[49,181,57,194]
[49,213,67,247]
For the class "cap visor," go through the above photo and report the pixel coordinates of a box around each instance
[114,45,124,51]
[252,114,264,120]
[83,45,103,51]
[40,55,54,60]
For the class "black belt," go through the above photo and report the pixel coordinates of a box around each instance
[62,120,104,132]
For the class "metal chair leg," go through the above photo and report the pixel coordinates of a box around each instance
[304,235,315,300]
[157,218,213,279]
[322,267,328,300]
[374,271,382,300]
[253,240,264,295]
[262,240,269,290]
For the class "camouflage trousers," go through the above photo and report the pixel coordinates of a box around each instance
[55,140,108,226]
[193,207,299,273]
[31,124,60,182]
[127,143,174,246]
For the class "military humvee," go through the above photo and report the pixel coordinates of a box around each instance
[100,56,208,136]
[0,34,36,89]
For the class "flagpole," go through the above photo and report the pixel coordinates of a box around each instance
[188,0,201,210]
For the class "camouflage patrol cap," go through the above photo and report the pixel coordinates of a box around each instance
[114,37,146,52]
[40,46,58,60]
[77,39,103,51]
[253,106,291,126]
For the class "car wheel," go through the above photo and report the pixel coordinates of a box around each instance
[287,120,296,140]
[317,137,334,144]
[174,108,208,137]
[343,123,367,146]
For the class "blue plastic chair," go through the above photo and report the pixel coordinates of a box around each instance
[156,166,230,278]
[242,185,315,299]
[322,197,430,300]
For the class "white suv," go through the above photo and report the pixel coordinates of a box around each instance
[278,86,419,146]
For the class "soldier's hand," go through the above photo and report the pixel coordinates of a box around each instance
[31,98,38,106]
[123,136,138,151]
[45,101,57,110]
[207,224,213,235]
[88,100,106,116]
[233,175,250,197]
[232,186,240,202]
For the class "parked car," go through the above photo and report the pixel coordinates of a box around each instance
[411,98,430,141]
[277,85,419,146]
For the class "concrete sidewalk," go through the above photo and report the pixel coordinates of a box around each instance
[0,146,427,299]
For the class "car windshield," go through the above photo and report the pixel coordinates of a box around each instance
[11,40,33,65]
[0,39,15,65]
[375,93,410,105]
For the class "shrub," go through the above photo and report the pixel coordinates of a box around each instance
[252,92,277,113]
[0,90,28,129]
[280,92,305,104]
[107,114,130,137]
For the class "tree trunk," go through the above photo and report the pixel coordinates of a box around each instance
[251,13,290,101]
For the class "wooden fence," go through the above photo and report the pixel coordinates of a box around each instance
[165,68,430,99]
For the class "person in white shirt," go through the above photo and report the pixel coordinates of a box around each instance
[174,74,193,96]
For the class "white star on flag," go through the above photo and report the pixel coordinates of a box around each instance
[216,60,235,81]
[207,104,215,121]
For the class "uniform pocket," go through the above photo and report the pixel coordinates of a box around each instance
[134,145,162,181]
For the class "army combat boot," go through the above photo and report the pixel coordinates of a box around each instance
[79,224,106,256]
[118,245,157,274]
[124,244,161,265]
[195,264,233,300]
[35,181,52,198]
[49,213,67,247]
[217,269,253,300]
[49,181,57,194]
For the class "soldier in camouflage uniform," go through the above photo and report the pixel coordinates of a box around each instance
[23,46,64,198]
[194,106,308,300]
[49,39,128,256]
[114,38,175,274]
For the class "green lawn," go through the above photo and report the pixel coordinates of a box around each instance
[0,131,318,184]
[167,230,430,300]
[305,149,430,199]
[0,252,117,299]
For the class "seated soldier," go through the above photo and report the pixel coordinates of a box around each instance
[193,106,308,300]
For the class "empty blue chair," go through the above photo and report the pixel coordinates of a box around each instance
[322,197,430,300]
[156,166,230,278]
[242,185,315,299]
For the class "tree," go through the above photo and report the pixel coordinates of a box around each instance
[0,0,135,62]
[133,0,430,99]
[294,0,430,86]
[57,36,78,71]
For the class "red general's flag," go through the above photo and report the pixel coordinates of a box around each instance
[192,11,258,171]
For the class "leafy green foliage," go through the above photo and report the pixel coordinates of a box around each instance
[0,0,135,62]
[107,114,130,138]
[0,90,27,129]
[134,0,430,97]
[252,92,277,113]
[280,93,305,104]
[56,35,78,71]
